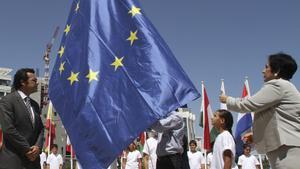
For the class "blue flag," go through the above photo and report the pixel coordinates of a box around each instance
[49,0,199,168]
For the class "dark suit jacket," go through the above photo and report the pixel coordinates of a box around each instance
[0,91,44,169]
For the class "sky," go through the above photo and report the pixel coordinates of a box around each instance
[1,0,300,137]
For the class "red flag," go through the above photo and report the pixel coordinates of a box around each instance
[66,135,75,157]
[139,132,146,145]
[201,82,214,150]
[44,102,56,153]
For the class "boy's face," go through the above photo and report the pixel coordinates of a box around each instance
[189,143,197,152]
[243,146,251,156]
[51,147,58,154]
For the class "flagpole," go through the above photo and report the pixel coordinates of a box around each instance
[47,102,52,156]
[204,149,207,169]
[70,146,73,169]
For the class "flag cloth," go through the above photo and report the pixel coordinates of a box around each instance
[48,0,200,168]
[220,79,227,110]
[235,78,253,156]
[66,135,75,158]
[44,102,56,153]
[200,82,217,150]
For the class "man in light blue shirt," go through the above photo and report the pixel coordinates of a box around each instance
[151,110,185,169]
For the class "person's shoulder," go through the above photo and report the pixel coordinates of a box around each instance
[265,78,291,87]
[0,91,17,101]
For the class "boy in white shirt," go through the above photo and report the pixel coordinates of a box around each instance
[143,131,158,169]
[187,140,205,169]
[238,144,259,169]
[47,144,63,169]
[40,150,47,169]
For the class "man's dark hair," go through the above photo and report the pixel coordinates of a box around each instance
[268,52,297,80]
[12,68,35,90]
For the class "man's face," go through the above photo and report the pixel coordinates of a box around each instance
[23,72,38,94]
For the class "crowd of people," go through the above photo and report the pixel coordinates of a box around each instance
[0,52,299,169]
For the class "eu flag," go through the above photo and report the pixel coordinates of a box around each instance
[49,0,200,168]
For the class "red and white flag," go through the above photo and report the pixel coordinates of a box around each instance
[200,82,214,150]
[44,102,56,154]
[139,132,146,146]
[66,135,75,157]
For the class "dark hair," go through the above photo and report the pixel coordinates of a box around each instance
[268,52,297,80]
[51,144,58,150]
[13,68,35,90]
[243,144,251,150]
[189,140,197,146]
[217,109,233,134]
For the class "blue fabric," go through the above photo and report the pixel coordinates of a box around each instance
[235,113,252,156]
[48,0,199,168]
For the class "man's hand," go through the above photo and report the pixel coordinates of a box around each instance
[25,146,40,161]
[219,94,228,103]
[242,132,253,144]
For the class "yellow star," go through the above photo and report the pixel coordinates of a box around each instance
[75,2,80,13]
[64,24,71,35]
[67,71,79,85]
[86,69,99,83]
[127,30,138,46]
[128,5,141,17]
[111,56,124,71]
[58,46,65,58]
[59,62,65,75]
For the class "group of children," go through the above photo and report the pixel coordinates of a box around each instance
[41,109,259,169]
[187,109,260,169]
[119,109,260,169]
[40,144,64,169]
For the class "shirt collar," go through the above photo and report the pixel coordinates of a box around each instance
[17,90,28,100]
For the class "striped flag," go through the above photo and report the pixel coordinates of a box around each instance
[200,82,214,150]
[44,102,56,154]
[220,79,227,110]
[66,135,75,157]
[235,78,253,156]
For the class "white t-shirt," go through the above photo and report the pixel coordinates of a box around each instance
[142,137,158,169]
[47,153,63,169]
[187,151,205,169]
[207,152,213,166]
[125,150,142,169]
[238,154,259,169]
[211,131,236,169]
[40,152,47,169]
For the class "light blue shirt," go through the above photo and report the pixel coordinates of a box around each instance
[151,111,184,156]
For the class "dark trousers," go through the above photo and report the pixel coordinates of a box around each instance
[157,153,183,169]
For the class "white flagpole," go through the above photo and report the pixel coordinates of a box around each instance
[47,102,53,157]
[220,79,227,110]
[204,149,207,169]
[70,146,73,169]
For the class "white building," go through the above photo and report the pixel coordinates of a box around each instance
[0,67,12,97]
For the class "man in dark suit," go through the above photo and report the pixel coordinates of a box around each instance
[0,68,44,169]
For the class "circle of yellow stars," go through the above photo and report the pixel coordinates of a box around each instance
[57,3,142,86]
